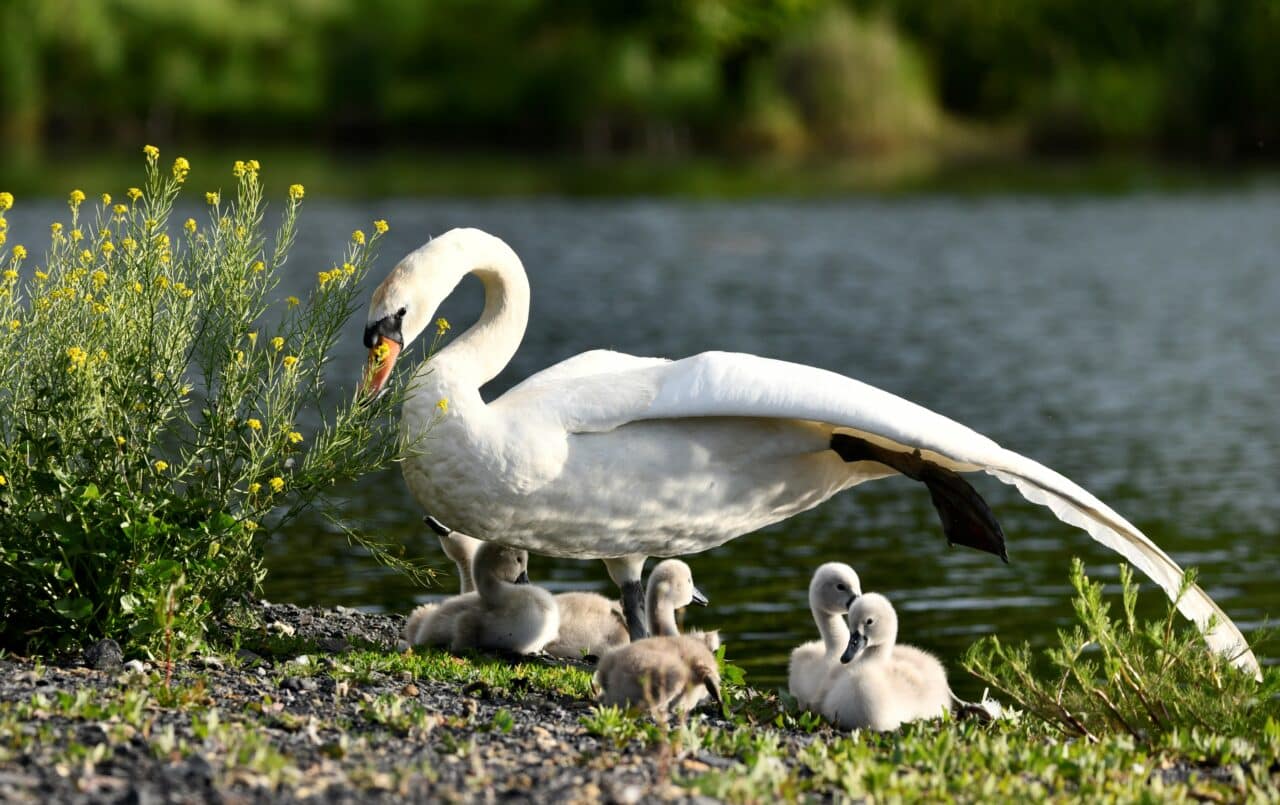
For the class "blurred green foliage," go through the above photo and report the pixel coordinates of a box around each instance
[1,0,1277,160]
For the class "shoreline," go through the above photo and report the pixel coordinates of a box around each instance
[0,600,1271,802]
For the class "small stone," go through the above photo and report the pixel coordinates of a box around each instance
[83,638,123,672]
[401,684,419,697]
[291,655,311,667]
[123,659,150,674]
[267,621,295,637]
[235,648,265,667]
[195,655,224,670]
[316,637,349,654]
[281,676,318,692]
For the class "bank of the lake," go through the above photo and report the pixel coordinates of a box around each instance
[0,600,1275,803]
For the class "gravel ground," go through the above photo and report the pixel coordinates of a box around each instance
[0,601,787,804]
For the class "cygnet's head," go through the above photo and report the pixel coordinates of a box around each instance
[472,542,530,585]
[647,559,708,609]
[809,562,861,615]
[840,592,898,663]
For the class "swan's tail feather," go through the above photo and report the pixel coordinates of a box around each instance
[986,451,1261,680]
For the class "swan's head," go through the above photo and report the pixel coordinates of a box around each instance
[472,541,531,586]
[362,228,516,398]
[810,562,861,615]
[841,592,898,663]
[648,559,708,610]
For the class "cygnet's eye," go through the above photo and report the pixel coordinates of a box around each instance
[836,583,847,591]
[395,306,407,319]
[865,618,874,625]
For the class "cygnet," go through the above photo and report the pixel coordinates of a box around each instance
[788,562,861,711]
[593,634,721,716]
[403,542,559,654]
[819,592,951,731]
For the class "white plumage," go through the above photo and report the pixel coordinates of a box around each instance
[364,227,1258,678]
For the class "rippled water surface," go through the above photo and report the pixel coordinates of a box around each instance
[16,193,1279,692]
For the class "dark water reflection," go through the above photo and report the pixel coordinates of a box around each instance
[14,193,1279,693]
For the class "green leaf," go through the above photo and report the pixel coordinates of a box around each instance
[52,598,93,621]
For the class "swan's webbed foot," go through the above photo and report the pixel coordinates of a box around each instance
[621,580,649,641]
[830,433,1009,562]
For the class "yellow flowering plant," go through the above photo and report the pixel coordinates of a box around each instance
[0,153,414,658]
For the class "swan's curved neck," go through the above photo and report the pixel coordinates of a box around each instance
[815,610,850,658]
[431,253,530,390]
[649,596,680,637]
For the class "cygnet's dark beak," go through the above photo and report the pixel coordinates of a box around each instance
[841,631,866,664]
[690,585,709,606]
[515,571,530,585]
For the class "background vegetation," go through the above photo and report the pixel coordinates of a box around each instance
[1,0,1277,168]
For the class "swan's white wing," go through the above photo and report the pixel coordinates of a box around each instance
[544,350,1259,677]
[494,350,671,431]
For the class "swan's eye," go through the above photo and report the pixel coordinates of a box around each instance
[395,306,407,319]
[865,618,874,625]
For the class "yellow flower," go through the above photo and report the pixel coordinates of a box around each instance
[351,229,366,245]
[287,431,303,444]
[50,222,62,236]
[285,296,299,307]
[154,460,168,472]
[269,476,285,493]
[373,342,390,362]
[34,270,48,281]
[0,192,12,211]
[3,270,15,281]
[342,261,355,276]
[184,218,197,233]
[8,319,18,331]
[251,260,265,273]
[436,317,450,334]
[92,270,107,288]
[0,474,6,486]
[373,219,389,235]
[289,184,305,201]
[122,237,136,252]
[247,331,258,345]
[11,245,25,261]
[116,436,126,447]
[248,482,261,494]
[270,336,284,351]
[101,193,111,205]
[317,269,334,287]
[143,144,159,161]
[232,160,246,177]
[127,187,142,201]
[437,398,449,413]
[131,281,142,293]
[69,189,86,209]
[112,204,127,217]
[282,355,298,369]
[246,418,262,431]
[71,229,83,242]
[80,249,93,263]
[172,157,190,181]
[0,232,5,247]
[248,159,260,171]
[156,276,169,289]
[101,241,114,255]
[66,346,88,369]
[243,520,258,532]
[206,191,220,205]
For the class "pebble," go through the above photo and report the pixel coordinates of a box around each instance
[122,660,150,674]
[83,639,123,672]
[267,621,296,637]
[401,684,419,697]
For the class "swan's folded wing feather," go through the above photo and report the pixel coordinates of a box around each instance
[554,350,1259,677]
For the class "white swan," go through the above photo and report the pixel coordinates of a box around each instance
[363,227,1258,678]
[819,593,951,731]
[402,541,558,654]
[788,563,862,711]
[593,634,722,716]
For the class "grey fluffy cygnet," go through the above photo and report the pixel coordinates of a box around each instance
[819,592,951,731]
[788,562,862,711]
[402,542,559,654]
[593,634,721,716]
[547,558,717,660]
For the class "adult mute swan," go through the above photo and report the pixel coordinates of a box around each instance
[362,227,1259,678]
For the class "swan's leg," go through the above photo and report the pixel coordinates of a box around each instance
[830,433,1009,562]
[604,555,649,641]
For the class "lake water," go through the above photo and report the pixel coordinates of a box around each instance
[12,192,1280,693]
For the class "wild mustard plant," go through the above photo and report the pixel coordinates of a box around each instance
[0,148,417,657]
